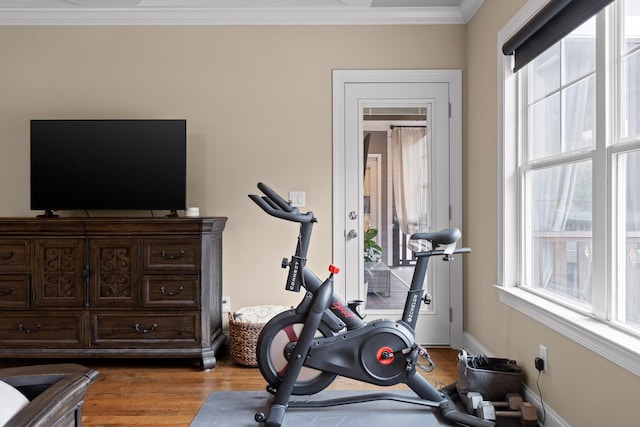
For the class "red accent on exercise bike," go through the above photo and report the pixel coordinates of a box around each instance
[283,324,299,343]
[376,346,395,365]
[330,301,356,318]
[328,264,340,274]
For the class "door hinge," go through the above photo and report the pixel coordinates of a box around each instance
[449,102,452,118]
[449,205,452,220]
[450,307,453,322]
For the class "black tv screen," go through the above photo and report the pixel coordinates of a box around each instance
[30,119,186,212]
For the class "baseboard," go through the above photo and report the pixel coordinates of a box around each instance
[462,332,570,427]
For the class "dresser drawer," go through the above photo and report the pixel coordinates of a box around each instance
[0,275,30,308]
[0,313,84,346]
[0,239,30,271]
[143,238,200,270]
[143,275,199,308]
[92,312,199,346]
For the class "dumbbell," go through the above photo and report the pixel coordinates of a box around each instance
[465,392,524,414]
[477,399,538,427]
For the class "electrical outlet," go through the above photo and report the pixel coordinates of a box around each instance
[539,344,548,372]
[222,296,231,313]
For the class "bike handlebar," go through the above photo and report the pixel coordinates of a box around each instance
[249,182,316,223]
[258,182,294,212]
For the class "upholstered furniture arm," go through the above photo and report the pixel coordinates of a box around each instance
[0,364,98,427]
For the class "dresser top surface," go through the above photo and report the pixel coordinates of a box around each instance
[0,217,227,235]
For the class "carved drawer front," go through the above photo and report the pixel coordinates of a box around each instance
[0,275,30,308]
[90,238,141,308]
[34,239,86,307]
[144,238,200,270]
[143,275,199,308]
[92,312,199,346]
[0,313,84,346]
[0,239,30,271]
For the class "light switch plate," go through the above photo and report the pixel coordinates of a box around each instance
[289,191,305,207]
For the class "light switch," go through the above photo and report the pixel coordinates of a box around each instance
[289,191,305,207]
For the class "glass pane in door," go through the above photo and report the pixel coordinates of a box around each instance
[362,108,428,310]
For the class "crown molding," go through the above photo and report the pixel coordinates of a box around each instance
[0,2,484,25]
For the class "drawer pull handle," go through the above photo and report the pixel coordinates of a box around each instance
[0,287,14,296]
[0,250,15,261]
[160,250,185,260]
[134,323,158,334]
[18,323,42,334]
[160,286,184,296]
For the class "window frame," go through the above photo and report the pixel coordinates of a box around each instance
[498,0,640,376]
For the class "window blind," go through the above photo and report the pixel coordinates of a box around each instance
[502,0,615,72]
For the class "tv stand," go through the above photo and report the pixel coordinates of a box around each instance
[164,209,179,218]
[0,217,227,370]
[36,209,59,218]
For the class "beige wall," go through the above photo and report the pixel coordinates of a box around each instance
[466,1,639,426]
[0,24,464,309]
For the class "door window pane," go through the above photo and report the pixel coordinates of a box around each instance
[361,112,429,312]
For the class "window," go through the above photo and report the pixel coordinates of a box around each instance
[499,0,640,376]
[522,16,596,313]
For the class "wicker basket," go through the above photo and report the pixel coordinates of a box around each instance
[228,313,265,367]
[228,305,291,367]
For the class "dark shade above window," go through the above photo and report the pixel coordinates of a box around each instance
[502,0,615,72]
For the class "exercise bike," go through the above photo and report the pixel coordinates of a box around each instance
[249,182,495,427]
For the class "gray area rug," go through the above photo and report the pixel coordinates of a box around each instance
[190,390,459,427]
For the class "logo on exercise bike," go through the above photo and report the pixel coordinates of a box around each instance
[286,258,302,292]
[331,301,355,319]
[406,293,419,323]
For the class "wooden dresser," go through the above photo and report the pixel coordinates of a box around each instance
[0,217,227,370]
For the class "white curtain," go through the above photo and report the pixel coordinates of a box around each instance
[533,78,594,294]
[391,127,430,236]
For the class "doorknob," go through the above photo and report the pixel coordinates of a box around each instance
[347,229,358,239]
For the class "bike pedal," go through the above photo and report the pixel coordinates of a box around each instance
[417,361,436,373]
[416,345,436,372]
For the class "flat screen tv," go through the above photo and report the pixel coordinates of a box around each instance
[30,119,186,214]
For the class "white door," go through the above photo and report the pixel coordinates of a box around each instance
[333,70,463,346]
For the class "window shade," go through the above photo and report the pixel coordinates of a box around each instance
[502,0,615,72]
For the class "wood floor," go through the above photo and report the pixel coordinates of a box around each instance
[74,347,460,426]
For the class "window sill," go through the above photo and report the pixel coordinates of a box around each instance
[496,285,640,377]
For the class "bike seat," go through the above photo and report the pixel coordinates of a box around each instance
[409,228,461,246]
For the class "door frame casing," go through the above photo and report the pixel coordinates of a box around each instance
[332,69,463,348]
